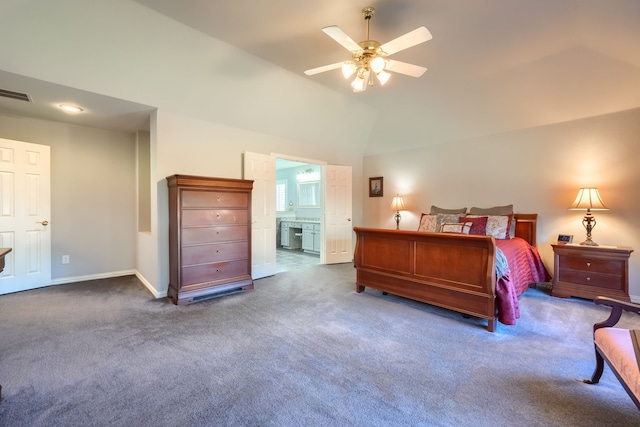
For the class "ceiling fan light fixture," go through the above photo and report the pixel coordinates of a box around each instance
[376,70,391,86]
[304,6,432,92]
[351,69,370,92]
[342,62,357,79]
[370,56,386,73]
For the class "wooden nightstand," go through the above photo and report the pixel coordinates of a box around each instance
[551,243,633,301]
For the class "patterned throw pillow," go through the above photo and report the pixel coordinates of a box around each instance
[459,216,488,235]
[441,222,472,234]
[418,213,465,232]
[438,213,464,230]
[418,214,438,232]
[468,205,515,237]
[467,214,511,239]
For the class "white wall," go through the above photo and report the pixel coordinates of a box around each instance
[362,107,640,300]
[0,114,137,281]
[0,0,375,151]
[153,111,363,295]
[0,1,371,294]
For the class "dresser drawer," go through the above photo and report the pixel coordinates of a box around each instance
[181,242,249,266]
[558,255,623,275]
[551,243,634,302]
[181,225,247,244]
[557,269,622,290]
[181,190,248,209]
[181,259,249,287]
[182,209,248,226]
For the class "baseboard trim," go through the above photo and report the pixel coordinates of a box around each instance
[51,270,167,299]
[50,270,137,286]
[135,271,167,299]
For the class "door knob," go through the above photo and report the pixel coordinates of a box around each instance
[38,220,49,226]
[347,218,352,222]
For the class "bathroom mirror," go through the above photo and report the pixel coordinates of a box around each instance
[297,181,320,207]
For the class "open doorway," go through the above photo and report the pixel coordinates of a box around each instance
[275,158,322,273]
[244,151,352,280]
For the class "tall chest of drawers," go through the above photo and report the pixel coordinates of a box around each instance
[167,175,254,305]
[551,243,633,302]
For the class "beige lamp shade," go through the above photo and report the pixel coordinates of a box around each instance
[568,188,608,211]
[390,196,406,211]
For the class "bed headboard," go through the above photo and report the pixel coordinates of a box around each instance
[514,214,538,247]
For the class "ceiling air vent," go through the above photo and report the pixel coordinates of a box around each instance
[0,88,32,102]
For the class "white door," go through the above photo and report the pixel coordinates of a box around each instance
[324,165,353,264]
[0,138,51,294]
[243,151,276,279]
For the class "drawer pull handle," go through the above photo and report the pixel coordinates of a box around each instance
[586,277,590,281]
[216,196,221,201]
[216,214,221,218]
[586,262,591,267]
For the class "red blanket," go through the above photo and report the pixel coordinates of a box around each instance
[495,237,550,325]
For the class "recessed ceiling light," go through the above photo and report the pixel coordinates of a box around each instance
[59,104,83,113]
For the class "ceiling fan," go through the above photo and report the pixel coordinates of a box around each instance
[304,6,432,92]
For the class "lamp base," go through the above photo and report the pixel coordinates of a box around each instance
[579,237,599,246]
[580,214,599,246]
[394,211,401,230]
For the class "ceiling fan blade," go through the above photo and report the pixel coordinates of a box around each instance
[385,60,427,78]
[380,27,432,56]
[304,62,343,76]
[322,25,362,52]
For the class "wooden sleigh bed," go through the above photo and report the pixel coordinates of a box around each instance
[353,214,548,332]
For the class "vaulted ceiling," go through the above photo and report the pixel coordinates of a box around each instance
[133,0,640,152]
[2,1,640,154]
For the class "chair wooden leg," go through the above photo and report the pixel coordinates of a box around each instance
[583,348,605,385]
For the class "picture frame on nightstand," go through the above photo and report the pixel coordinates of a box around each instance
[557,234,573,244]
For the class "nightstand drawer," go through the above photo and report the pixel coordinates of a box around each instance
[558,256,623,275]
[557,269,622,290]
[551,243,633,301]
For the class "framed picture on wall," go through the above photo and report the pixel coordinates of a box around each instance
[369,177,383,197]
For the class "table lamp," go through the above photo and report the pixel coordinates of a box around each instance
[390,195,406,230]
[568,187,608,246]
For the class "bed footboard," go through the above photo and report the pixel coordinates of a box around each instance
[353,227,497,331]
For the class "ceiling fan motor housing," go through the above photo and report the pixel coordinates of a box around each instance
[352,40,385,71]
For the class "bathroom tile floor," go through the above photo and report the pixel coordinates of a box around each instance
[276,248,320,273]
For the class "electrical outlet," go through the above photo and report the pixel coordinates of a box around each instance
[62,255,70,264]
